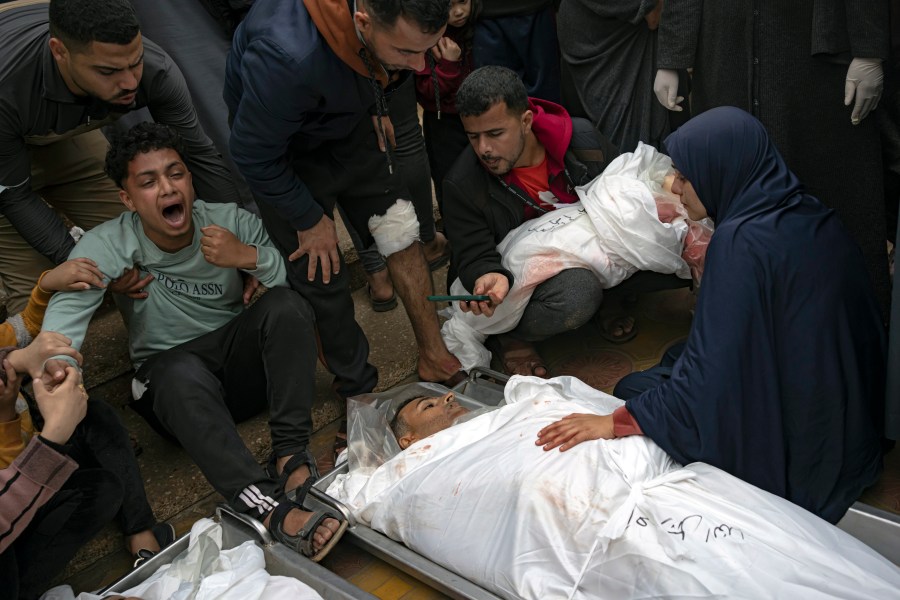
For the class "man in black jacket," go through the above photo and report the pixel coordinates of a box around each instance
[225,0,465,390]
[443,66,632,377]
[0,0,239,314]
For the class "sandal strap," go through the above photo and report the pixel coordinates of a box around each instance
[267,501,309,555]
[266,448,319,498]
[282,449,319,482]
[267,500,334,558]
[133,548,157,568]
[288,472,317,505]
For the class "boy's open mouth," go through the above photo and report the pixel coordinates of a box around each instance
[162,202,186,227]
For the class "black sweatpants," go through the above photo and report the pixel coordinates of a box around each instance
[25,398,157,537]
[508,268,605,342]
[345,76,438,275]
[257,112,416,402]
[68,400,156,536]
[131,287,319,516]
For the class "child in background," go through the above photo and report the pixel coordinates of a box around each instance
[415,0,481,213]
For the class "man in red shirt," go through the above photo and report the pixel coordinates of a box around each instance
[442,66,630,376]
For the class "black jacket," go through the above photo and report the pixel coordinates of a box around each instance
[443,117,618,292]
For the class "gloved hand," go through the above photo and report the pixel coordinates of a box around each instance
[654,69,684,111]
[844,58,883,125]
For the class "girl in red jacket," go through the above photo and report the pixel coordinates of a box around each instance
[415,0,481,213]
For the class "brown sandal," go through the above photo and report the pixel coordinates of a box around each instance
[490,335,548,378]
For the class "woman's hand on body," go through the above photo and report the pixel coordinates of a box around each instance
[536,413,615,451]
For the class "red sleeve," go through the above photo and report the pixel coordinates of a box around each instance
[613,405,644,438]
[432,59,465,98]
[414,65,435,110]
[415,58,466,113]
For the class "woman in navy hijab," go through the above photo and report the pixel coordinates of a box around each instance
[536,107,885,523]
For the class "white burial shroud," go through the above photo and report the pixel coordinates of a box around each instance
[327,375,900,600]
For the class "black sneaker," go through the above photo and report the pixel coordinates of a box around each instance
[133,522,176,568]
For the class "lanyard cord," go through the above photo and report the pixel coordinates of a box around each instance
[358,47,395,175]
[497,176,549,214]
[428,53,441,120]
[496,165,577,215]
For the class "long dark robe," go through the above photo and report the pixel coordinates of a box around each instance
[882,0,900,443]
[627,107,885,524]
[889,215,900,440]
[557,0,669,151]
[657,0,891,313]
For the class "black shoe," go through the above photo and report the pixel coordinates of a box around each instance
[133,522,176,568]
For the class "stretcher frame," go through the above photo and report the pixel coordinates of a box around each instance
[99,504,377,600]
[308,367,900,600]
[103,367,900,600]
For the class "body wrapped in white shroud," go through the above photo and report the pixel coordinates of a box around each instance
[327,376,900,600]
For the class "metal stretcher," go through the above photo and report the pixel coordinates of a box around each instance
[100,505,376,600]
[305,367,900,600]
[103,368,900,600]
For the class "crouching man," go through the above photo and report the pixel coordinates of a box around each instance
[443,66,624,377]
[40,122,344,560]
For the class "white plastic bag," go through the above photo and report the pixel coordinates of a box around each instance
[42,519,324,600]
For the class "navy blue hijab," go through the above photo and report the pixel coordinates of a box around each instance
[627,107,885,523]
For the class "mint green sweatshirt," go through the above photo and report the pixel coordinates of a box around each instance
[42,200,287,368]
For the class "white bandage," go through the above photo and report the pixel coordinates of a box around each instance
[368,199,420,257]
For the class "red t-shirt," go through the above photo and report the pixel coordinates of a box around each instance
[510,154,560,219]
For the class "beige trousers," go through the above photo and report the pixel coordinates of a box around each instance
[0,129,125,312]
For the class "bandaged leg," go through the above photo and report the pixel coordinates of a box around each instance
[368,200,448,272]
[369,200,462,382]
[368,199,420,257]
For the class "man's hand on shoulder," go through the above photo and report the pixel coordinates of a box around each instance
[459,272,509,317]
[201,225,258,269]
[289,214,340,284]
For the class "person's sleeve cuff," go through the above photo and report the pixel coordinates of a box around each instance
[15,437,77,490]
[612,405,643,438]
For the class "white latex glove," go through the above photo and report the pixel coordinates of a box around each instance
[844,58,883,125]
[654,69,684,111]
